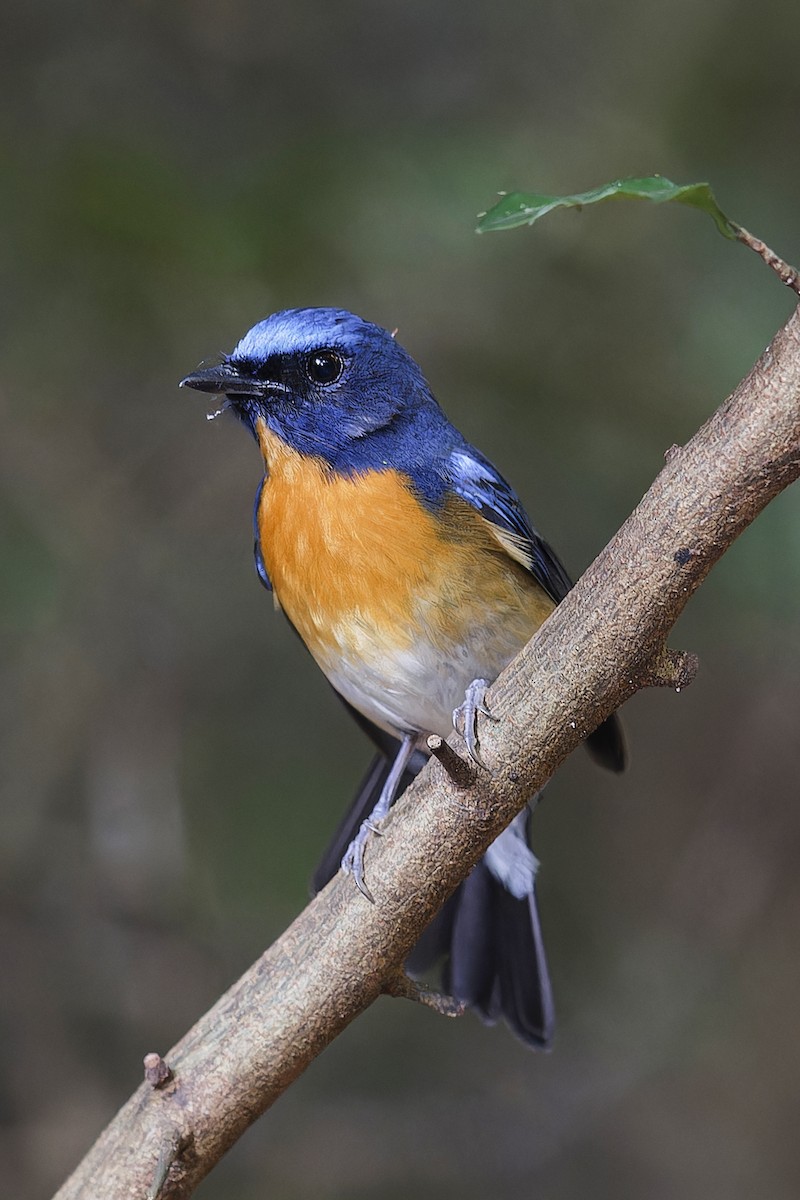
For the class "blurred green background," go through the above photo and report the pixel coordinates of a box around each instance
[2,2,799,1197]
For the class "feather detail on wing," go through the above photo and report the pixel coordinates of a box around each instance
[481,520,540,573]
[444,446,627,773]
[445,446,573,603]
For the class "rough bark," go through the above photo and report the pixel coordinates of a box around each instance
[54,303,800,1200]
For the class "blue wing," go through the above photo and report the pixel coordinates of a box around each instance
[253,477,272,591]
[445,445,573,604]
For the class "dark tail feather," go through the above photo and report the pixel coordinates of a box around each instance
[407,829,555,1049]
[586,712,627,773]
[492,882,555,1046]
[313,705,626,1047]
[312,741,555,1049]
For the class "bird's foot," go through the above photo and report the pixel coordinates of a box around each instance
[340,732,417,902]
[341,820,381,902]
[453,678,498,769]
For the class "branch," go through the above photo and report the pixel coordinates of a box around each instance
[54,304,800,1199]
[731,224,800,296]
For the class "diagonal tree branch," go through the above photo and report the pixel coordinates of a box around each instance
[54,303,800,1200]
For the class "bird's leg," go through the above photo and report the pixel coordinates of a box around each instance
[453,678,498,769]
[341,733,418,901]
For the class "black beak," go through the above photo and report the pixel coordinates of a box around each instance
[180,363,264,397]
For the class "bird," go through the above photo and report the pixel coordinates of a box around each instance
[181,307,626,1048]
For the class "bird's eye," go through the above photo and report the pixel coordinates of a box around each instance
[306,350,343,385]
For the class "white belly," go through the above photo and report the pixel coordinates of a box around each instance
[318,613,533,739]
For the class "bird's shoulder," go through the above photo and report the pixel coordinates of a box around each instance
[439,442,573,604]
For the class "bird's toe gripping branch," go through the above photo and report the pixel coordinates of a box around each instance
[340,732,418,901]
[341,821,378,902]
[452,677,499,769]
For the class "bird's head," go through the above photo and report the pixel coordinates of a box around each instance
[180,308,438,466]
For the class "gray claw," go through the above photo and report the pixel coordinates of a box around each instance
[453,678,496,769]
[341,822,376,903]
[340,732,417,902]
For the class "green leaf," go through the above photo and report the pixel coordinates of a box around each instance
[477,176,739,240]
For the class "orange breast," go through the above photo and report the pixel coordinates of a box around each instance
[253,418,555,734]
[255,419,443,653]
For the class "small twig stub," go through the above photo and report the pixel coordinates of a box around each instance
[384,970,466,1018]
[426,734,477,789]
[143,1053,174,1090]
